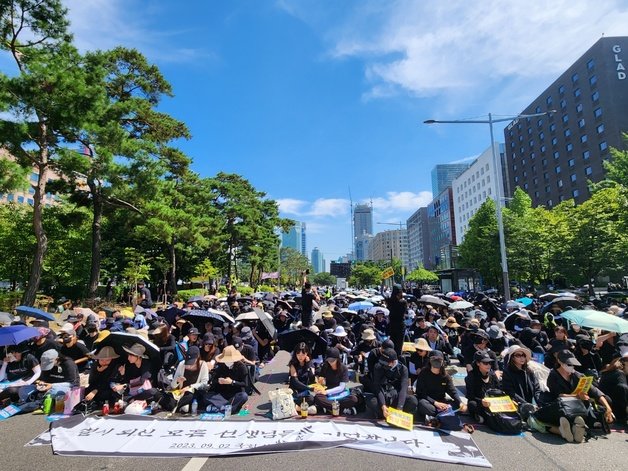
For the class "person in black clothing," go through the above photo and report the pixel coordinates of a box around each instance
[138,280,153,308]
[501,345,541,420]
[204,345,249,413]
[386,284,407,357]
[362,339,395,392]
[85,346,122,406]
[464,351,501,423]
[114,343,162,407]
[0,343,41,403]
[300,270,319,328]
[415,350,466,421]
[57,324,90,373]
[463,331,499,374]
[313,347,359,415]
[352,328,379,375]
[288,342,316,413]
[20,349,80,402]
[409,317,429,342]
[367,348,417,419]
[408,338,432,384]
[574,335,602,376]
[272,310,292,335]
[82,320,100,351]
[599,355,627,427]
[149,324,178,370]
[423,325,453,357]
[30,330,59,361]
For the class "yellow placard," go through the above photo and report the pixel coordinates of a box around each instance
[485,396,517,413]
[571,376,593,396]
[386,407,414,431]
[402,342,417,352]
[381,267,395,280]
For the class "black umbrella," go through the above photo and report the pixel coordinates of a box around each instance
[253,307,276,338]
[94,331,161,367]
[183,309,225,330]
[540,297,583,315]
[277,328,329,357]
[160,306,186,325]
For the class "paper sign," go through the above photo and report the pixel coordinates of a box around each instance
[402,342,417,352]
[571,376,593,396]
[485,396,517,413]
[386,407,414,431]
[381,267,395,280]
[0,404,21,420]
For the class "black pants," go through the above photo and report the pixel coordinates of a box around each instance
[366,394,418,419]
[0,386,21,403]
[313,393,358,412]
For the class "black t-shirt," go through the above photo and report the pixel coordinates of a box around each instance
[60,341,90,372]
[122,359,153,386]
[6,354,39,381]
[319,361,349,389]
[301,288,314,315]
[31,339,59,361]
[41,356,80,386]
[87,360,121,394]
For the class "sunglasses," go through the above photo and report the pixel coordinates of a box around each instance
[512,353,527,358]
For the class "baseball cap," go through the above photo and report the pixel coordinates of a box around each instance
[40,349,59,371]
[326,347,340,359]
[474,351,493,364]
[380,348,398,362]
[185,346,200,365]
[557,349,581,366]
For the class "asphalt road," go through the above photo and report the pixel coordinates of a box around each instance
[1,351,626,471]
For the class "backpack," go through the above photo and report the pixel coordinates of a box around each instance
[484,410,525,435]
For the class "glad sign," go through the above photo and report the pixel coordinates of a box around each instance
[612,45,626,80]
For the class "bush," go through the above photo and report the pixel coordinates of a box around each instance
[0,290,23,311]
[175,288,206,302]
[257,284,276,293]
[237,285,254,296]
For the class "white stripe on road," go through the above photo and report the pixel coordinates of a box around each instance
[181,457,208,471]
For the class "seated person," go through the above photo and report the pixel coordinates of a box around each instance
[464,351,501,423]
[313,347,359,415]
[352,328,379,374]
[415,350,466,422]
[574,335,602,377]
[165,346,209,413]
[408,316,429,342]
[85,346,122,406]
[501,345,542,420]
[200,334,220,370]
[20,349,79,402]
[57,323,90,373]
[362,339,395,392]
[30,329,59,361]
[113,343,162,407]
[367,348,417,419]
[422,325,453,357]
[408,337,432,383]
[203,345,249,413]
[463,331,499,374]
[0,343,41,404]
[288,342,317,415]
[598,354,627,427]
[329,326,353,361]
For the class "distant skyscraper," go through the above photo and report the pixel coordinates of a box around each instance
[311,247,324,273]
[368,229,409,270]
[406,207,430,270]
[431,163,472,196]
[281,221,306,256]
[353,203,373,260]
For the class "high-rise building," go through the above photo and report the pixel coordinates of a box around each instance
[368,229,409,270]
[311,247,324,274]
[301,222,307,257]
[452,143,505,244]
[426,188,456,270]
[406,207,430,270]
[281,221,306,256]
[431,163,472,197]
[353,203,373,260]
[504,36,628,207]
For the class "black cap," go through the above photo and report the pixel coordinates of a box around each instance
[380,348,397,362]
[188,327,200,336]
[202,333,215,345]
[429,350,444,360]
[473,330,489,343]
[474,351,493,364]
[381,339,395,350]
[326,347,340,359]
[185,346,200,365]
[231,336,243,350]
[557,349,581,366]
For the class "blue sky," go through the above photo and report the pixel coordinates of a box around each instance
[58,0,628,265]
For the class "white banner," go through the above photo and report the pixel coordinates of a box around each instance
[49,416,491,468]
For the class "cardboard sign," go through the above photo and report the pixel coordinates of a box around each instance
[381,267,395,280]
[485,396,517,413]
[386,407,414,431]
[0,404,21,420]
[571,376,593,396]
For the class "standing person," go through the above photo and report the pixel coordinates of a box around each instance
[138,280,153,309]
[386,284,407,357]
[301,270,319,328]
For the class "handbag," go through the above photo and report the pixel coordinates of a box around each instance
[558,396,589,422]
[268,387,297,420]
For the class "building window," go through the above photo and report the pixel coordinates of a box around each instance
[555,166,561,174]
[573,190,579,198]
[514,176,519,183]
[564,129,571,138]
[537,119,544,127]
[553,151,560,159]
[30,172,38,181]
[528,127,533,135]
[551,137,558,146]
[27,198,33,205]
[594,107,602,118]
[535,106,542,113]
[8,194,14,202]
[591,90,600,102]
[559,99,567,109]
[28,187,35,195]
[596,123,604,134]
[587,59,595,71]
[585,166,592,175]
[589,75,597,86]
[546,96,553,106]
[568,158,575,167]
[570,174,577,182]
[539,131,545,141]
[540,145,546,153]
[578,118,585,128]
[558,84,565,95]
[550,123,557,133]
[557,179,563,188]
[599,141,608,151]
[576,103,583,113]
[545,185,551,193]
[583,150,590,160]
[566,143,574,152]
[529,140,534,148]
[562,114,569,124]
[17,196,24,203]
[572,72,579,83]
[580,134,587,143]
[547,199,553,207]
[574,88,581,98]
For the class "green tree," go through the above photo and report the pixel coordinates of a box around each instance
[348,262,381,288]
[196,258,220,293]
[311,272,337,286]
[279,247,310,286]
[121,247,151,303]
[406,266,439,284]
[0,203,34,290]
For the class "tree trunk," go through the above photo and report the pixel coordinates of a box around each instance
[22,158,49,306]
[87,184,103,300]
[167,240,177,295]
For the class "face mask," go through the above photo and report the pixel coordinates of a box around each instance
[562,364,575,374]
[430,358,444,369]
[224,362,234,369]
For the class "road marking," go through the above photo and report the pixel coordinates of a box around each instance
[181,457,207,471]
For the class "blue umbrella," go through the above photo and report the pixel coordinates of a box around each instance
[515,297,534,307]
[15,305,55,322]
[561,309,628,334]
[0,325,41,346]
[348,301,374,311]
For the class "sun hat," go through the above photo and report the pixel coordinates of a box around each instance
[505,345,531,362]
[486,324,503,339]
[414,337,433,352]
[122,343,147,358]
[445,316,460,328]
[215,345,244,363]
[332,326,347,337]
[59,322,76,336]
[361,329,376,341]
[90,346,120,360]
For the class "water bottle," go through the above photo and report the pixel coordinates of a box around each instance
[332,400,340,417]
[301,397,308,418]
[191,399,198,416]
[42,394,53,415]
[223,404,232,419]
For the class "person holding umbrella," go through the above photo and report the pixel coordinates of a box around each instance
[114,343,162,409]
[0,343,41,405]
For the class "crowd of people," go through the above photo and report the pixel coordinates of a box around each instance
[1,279,627,444]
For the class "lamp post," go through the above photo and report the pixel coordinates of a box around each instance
[424,111,555,301]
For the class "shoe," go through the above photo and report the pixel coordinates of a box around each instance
[179,405,190,414]
[527,415,547,434]
[559,417,574,442]
[572,416,586,443]
[342,407,357,416]
[307,405,317,415]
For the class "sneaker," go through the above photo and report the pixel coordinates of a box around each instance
[572,416,586,443]
[559,417,574,442]
[179,405,190,414]
[342,407,357,416]
[307,405,317,415]
[527,415,547,434]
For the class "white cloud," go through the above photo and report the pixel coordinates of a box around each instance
[369,191,433,213]
[276,198,307,215]
[308,198,350,217]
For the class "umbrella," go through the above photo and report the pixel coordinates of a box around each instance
[418,295,449,308]
[94,331,161,366]
[159,306,186,325]
[277,329,329,357]
[207,308,234,323]
[367,306,390,316]
[187,295,204,303]
[120,309,135,319]
[183,309,225,324]
[540,297,583,314]
[74,307,98,318]
[515,297,534,307]
[560,309,628,334]
[505,300,525,310]
[0,325,41,346]
[504,310,531,331]
[15,305,55,322]
[0,312,14,326]
[348,301,374,311]
[539,292,578,301]
[253,307,276,338]
[449,300,474,310]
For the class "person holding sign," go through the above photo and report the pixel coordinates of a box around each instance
[464,351,501,423]
[366,348,417,420]
[501,345,542,420]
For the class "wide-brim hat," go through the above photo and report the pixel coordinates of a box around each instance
[332,326,347,337]
[91,346,120,360]
[361,329,376,341]
[215,345,244,363]
[122,343,147,358]
[414,337,433,352]
[505,345,531,362]
[445,316,460,328]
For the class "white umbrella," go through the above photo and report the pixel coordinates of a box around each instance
[367,306,390,316]
[208,308,235,323]
[449,300,474,310]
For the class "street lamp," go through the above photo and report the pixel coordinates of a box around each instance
[424,111,555,301]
